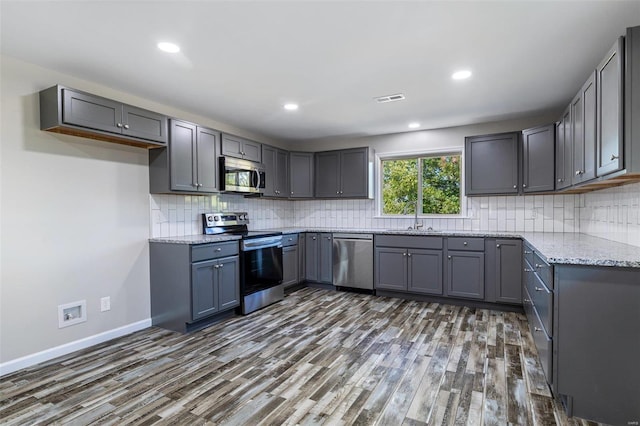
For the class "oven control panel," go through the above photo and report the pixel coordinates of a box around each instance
[203,212,249,228]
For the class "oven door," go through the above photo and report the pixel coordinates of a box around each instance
[241,237,283,296]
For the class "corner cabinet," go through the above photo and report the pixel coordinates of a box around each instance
[221,134,261,163]
[149,119,220,194]
[315,147,370,198]
[465,132,520,195]
[262,145,289,198]
[522,124,556,193]
[289,152,314,198]
[150,240,240,333]
[39,85,168,148]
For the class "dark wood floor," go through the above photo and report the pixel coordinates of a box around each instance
[0,288,604,425]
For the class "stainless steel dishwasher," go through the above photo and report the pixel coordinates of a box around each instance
[332,233,373,290]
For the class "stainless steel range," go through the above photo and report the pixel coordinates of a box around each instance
[202,212,283,314]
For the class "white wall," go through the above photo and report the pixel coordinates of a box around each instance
[0,55,278,368]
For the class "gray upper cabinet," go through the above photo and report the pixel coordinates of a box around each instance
[572,72,597,185]
[221,134,261,163]
[149,120,219,194]
[289,152,314,198]
[315,148,370,198]
[465,132,520,195]
[262,145,289,198]
[596,37,624,177]
[555,106,573,190]
[40,85,168,148]
[522,124,555,193]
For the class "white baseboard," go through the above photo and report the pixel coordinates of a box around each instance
[0,318,152,377]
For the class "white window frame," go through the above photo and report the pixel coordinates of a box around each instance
[375,147,466,218]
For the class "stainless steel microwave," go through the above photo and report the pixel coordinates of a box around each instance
[219,157,265,194]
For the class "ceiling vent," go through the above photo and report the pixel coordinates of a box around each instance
[375,93,406,103]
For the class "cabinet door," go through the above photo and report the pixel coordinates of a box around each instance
[221,134,244,159]
[282,245,299,288]
[242,140,262,163]
[315,151,341,197]
[262,145,278,196]
[218,255,240,311]
[446,251,485,299]
[555,107,573,190]
[298,233,306,282]
[122,104,168,144]
[522,124,555,193]
[196,127,219,192]
[276,149,289,197]
[375,247,407,291]
[319,233,333,284]
[572,73,597,185]
[597,37,624,177]
[191,260,218,320]
[408,249,443,295]
[465,133,519,195]
[62,88,122,134]
[340,148,369,197]
[289,152,314,198]
[495,239,522,304]
[170,120,197,192]
[305,233,319,282]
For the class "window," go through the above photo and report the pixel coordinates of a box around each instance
[381,152,462,215]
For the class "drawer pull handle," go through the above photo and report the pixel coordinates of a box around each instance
[463,241,468,246]
[535,263,543,269]
[524,250,532,254]
[534,286,544,292]
[215,248,222,252]
[524,268,534,272]
[534,327,543,332]
[523,298,530,303]
[288,238,293,241]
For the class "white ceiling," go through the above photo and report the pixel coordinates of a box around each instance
[1,1,639,143]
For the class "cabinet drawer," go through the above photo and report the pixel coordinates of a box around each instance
[525,272,552,336]
[375,235,442,250]
[533,251,553,289]
[447,237,484,251]
[192,241,239,262]
[524,287,553,385]
[282,234,299,247]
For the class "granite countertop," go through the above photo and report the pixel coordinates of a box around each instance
[149,228,640,268]
[149,234,242,245]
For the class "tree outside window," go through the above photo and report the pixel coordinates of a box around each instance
[382,153,461,215]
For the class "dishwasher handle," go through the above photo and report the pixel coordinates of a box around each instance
[332,233,373,240]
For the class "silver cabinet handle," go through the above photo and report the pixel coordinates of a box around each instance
[575,170,581,175]
[524,250,532,254]
[123,124,130,129]
[496,244,501,248]
[534,327,543,332]
[288,238,293,241]
[290,192,294,195]
[610,154,619,161]
[448,255,452,259]
[524,268,534,272]
[336,191,340,194]
[408,253,412,257]
[523,298,530,303]
[326,236,331,240]
[463,241,468,246]
[215,248,222,252]
[403,252,407,256]
[117,123,123,128]
[219,263,223,268]
[534,286,544,292]
[214,265,219,269]
[535,263,543,269]
[557,178,563,182]
[312,236,316,240]
[523,184,527,188]
[513,185,517,189]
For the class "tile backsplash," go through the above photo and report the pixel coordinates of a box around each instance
[150,183,640,248]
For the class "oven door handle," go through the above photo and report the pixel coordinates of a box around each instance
[242,238,282,251]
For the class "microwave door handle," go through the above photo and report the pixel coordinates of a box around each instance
[254,170,261,191]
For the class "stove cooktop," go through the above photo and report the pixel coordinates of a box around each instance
[202,212,281,239]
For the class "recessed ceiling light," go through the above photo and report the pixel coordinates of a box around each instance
[408,122,420,129]
[452,70,472,80]
[157,42,180,53]
[283,103,299,111]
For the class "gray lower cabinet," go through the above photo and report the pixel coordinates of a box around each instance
[282,234,299,289]
[289,152,314,198]
[149,120,219,193]
[304,233,332,284]
[465,132,520,195]
[522,124,555,193]
[445,237,485,299]
[315,147,370,198]
[493,239,523,304]
[262,145,289,198]
[221,133,261,163]
[150,240,240,333]
[596,37,624,177]
[374,235,443,295]
[555,106,573,190]
[39,85,168,148]
[553,265,640,426]
[298,233,306,283]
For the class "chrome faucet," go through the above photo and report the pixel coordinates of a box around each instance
[403,201,423,230]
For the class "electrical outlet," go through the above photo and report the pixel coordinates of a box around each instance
[100,296,111,312]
